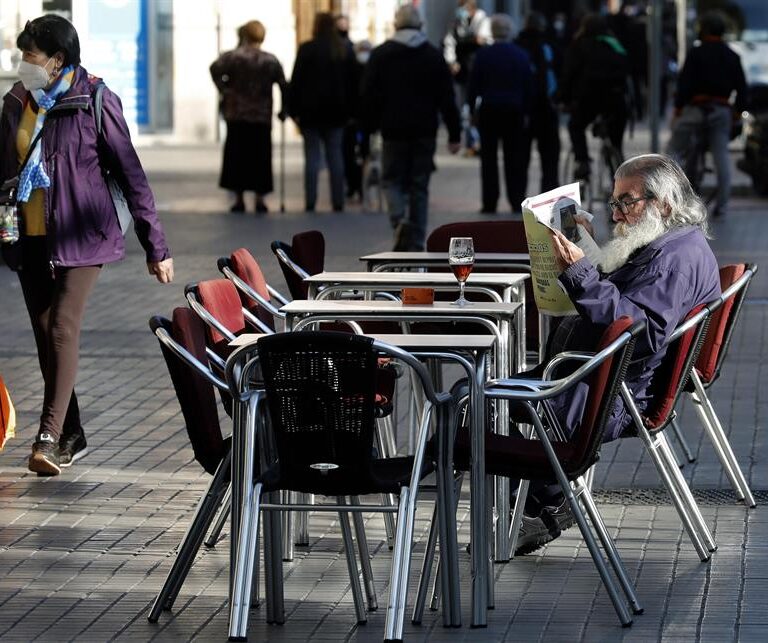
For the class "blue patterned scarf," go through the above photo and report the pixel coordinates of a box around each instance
[17,66,75,204]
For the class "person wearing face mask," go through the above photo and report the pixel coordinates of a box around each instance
[0,15,173,476]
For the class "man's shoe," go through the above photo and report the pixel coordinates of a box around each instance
[542,499,576,534]
[59,430,88,468]
[28,432,61,476]
[514,512,557,556]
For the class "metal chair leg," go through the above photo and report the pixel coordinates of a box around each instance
[412,503,439,624]
[149,452,230,622]
[204,484,231,548]
[508,479,530,559]
[577,479,643,614]
[657,432,718,552]
[337,499,367,624]
[663,425,686,468]
[375,417,397,549]
[690,372,756,507]
[622,385,711,562]
[350,496,378,611]
[228,482,263,641]
[670,417,696,464]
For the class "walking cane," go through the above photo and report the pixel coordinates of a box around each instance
[280,119,286,213]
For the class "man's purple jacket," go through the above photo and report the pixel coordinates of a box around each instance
[551,225,721,441]
[0,66,169,269]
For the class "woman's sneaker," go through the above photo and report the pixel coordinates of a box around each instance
[28,433,61,476]
[59,430,88,468]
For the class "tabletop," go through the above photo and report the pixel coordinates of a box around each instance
[229,333,496,351]
[281,299,522,317]
[360,251,530,264]
[305,271,529,286]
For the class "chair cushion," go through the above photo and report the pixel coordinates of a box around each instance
[197,279,246,345]
[292,230,325,276]
[169,308,227,475]
[644,305,706,430]
[230,248,275,330]
[695,264,745,383]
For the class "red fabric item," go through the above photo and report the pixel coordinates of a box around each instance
[695,264,745,383]
[197,279,246,345]
[230,248,275,330]
[168,308,227,475]
[292,230,325,277]
[644,305,706,430]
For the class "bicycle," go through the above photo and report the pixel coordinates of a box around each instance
[562,114,624,213]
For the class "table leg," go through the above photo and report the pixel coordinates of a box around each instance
[493,319,511,562]
[470,350,489,627]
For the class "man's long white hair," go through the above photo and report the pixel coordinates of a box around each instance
[599,154,710,273]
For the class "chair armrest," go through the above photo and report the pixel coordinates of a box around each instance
[151,324,229,392]
[184,288,237,342]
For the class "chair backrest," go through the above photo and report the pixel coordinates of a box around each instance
[695,263,755,385]
[271,230,325,299]
[257,331,379,485]
[426,220,537,351]
[196,279,247,346]
[228,248,276,331]
[565,316,642,474]
[643,304,710,432]
[151,308,227,475]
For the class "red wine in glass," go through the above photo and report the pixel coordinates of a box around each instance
[448,237,475,306]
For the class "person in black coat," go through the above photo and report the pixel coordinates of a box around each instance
[360,4,460,251]
[515,11,561,195]
[467,14,533,214]
[288,12,357,212]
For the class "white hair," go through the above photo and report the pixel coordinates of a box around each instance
[490,14,515,41]
[614,153,711,238]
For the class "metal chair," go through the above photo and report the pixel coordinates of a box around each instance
[416,316,647,627]
[270,229,325,299]
[218,248,290,332]
[225,331,454,642]
[147,308,240,623]
[673,263,758,506]
[621,304,720,562]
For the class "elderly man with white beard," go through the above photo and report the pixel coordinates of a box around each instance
[512,153,721,555]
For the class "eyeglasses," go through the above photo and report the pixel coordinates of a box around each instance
[607,193,654,215]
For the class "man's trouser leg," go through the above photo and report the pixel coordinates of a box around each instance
[479,107,501,211]
[500,110,526,214]
[536,108,561,193]
[666,106,704,186]
[382,139,411,230]
[706,104,732,216]
[324,126,346,210]
[302,128,322,209]
[406,138,437,251]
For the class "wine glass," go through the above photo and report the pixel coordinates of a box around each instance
[448,237,475,306]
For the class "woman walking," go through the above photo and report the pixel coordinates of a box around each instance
[210,20,287,213]
[0,15,173,475]
[288,12,357,212]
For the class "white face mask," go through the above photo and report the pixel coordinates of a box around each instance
[18,58,53,91]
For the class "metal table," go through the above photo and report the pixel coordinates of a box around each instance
[280,299,522,627]
[227,331,497,629]
[360,251,530,273]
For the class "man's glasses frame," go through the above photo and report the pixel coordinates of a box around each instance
[607,193,655,215]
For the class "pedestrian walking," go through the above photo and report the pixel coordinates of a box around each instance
[666,10,747,218]
[288,12,357,212]
[360,3,460,251]
[559,13,631,181]
[0,15,173,475]
[443,0,490,156]
[516,11,561,195]
[210,20,287,214]
[467,14,533,214]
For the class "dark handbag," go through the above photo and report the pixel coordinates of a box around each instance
[94,82,132,236]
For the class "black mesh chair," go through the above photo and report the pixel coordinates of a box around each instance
[147,308,238,623]
[226,331,453,642]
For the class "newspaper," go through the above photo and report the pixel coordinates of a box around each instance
[521,182,602,316]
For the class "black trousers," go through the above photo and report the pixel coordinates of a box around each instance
[478,105,527,213]
[567,91,627,164]
[220,120,273,195]
[342,123,362,197]
[522,106,561,194]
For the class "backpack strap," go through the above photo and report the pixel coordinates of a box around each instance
[93,81,105,135]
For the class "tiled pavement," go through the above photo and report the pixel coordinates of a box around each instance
[1,132,768,642]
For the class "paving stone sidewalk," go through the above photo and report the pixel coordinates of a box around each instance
[1,136,767,642]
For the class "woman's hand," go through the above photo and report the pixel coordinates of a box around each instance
[550,229,584,273]
[148,258,174,283]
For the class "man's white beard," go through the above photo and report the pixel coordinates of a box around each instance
[598,205,667,273]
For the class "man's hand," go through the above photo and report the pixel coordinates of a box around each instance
[550,229,584,273]
[148,258,174,283]
[448,142,461,154]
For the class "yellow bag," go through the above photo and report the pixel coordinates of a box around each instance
[0,375,15,450]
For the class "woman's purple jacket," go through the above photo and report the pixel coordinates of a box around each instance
[0,66,170,268]
[553,225,721,441]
